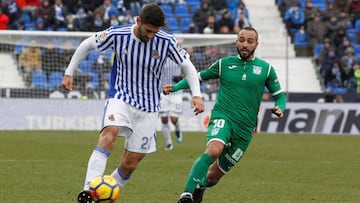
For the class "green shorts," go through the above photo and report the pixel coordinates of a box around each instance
[207,111,253,173]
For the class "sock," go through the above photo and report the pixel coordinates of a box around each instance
[184,153,214,193]
[111,166,131,188]
[161,122,172,145]
[83,146,110,190]
[174,119,181,131]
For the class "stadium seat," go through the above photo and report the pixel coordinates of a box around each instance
[49,71,64,89]
[354,20,360,31]
[79,59,94,73]
[31,72,50,89]
[174,4,191,18]
[166,17,180,32]
[160,5,174,17]
[179,17,192,32]
[293,31,309,46]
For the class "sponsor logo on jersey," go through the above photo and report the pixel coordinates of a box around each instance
[228,65,237,69]
[242,74,247,80]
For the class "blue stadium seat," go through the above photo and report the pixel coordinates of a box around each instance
[180,17,192,32]
[161,4,174,17]
[49,71,63,89]
[166,17,180,32]
[174,4,191,18]
[79,59,93,73]
[354,19,360,31]
[31,72,50,89]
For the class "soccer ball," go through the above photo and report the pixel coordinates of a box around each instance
[89,175,120,203]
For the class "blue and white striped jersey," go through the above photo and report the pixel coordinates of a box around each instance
[160,58,183,96]
[93,24,188,112]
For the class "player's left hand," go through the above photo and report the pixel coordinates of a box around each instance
[191,96,204,115]
[271,106,284,118]
[162,84,173,95]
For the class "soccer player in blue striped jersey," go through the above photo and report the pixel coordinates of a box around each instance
[159,58,185,151]
[61,3,204,203]
[163,27,287,203]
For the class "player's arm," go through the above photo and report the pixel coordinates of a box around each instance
[61,35,97,91]
[163,60,220,93]
[266,66,287,117]
[177,58,205,115]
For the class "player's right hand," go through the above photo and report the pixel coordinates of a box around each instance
[61,75,73,91]
[191,96,204,115]
[162,84,173,95]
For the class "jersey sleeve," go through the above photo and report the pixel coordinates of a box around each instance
[167,36,189,64]
[94,27,114,52]
[266,65,286,111]
[199,60,221,81]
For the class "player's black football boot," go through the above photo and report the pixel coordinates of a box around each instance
[177,192,194,203]
[77,190,92,203]
[193,187,206,203]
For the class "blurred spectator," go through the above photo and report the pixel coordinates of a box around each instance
[321,2,339,21]
[108,8,120,26]
[116,0,126,15]
[18,40,42,86]
[337,11,352,31]
[61,0,80,14]
[319,47,337,86]
[88,10,107,31]
[119,11,135,25]
[2,0,21,29]
[35,0,53,29]
[329,61,345,88]
[201,15,217,34]
[340,47,357,78]
[234,11,250,32]
[235,1,249,22]
[15,0,40,18]
[278,0,296,17]
[192,1,213,34]
[348,0,360,27]
[334,32,351,57]
[226,0,239,20]
[42,41,63,80]
[306,12,327,50]
[59,40,75,69]
[94,0,116,24]
[333,0,349,13]
[325,15,340,42]
[354,63,360,93]
[72,7,90,31]
[284,1,305,36]
[216,10,234,33]
[35,17,47,30]
[209,0,228,20]
[51,0,69,30]
[124,0,142,17]
[303,0,321,24]
[317,38,333,65]
[0,9,9,29]
[81,0,103,12]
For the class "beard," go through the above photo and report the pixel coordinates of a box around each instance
[237,47,256,60]
[137,26,150,42]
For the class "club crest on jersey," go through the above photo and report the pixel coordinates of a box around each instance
[152,50,159,59]
[252,66,262,75]
[108,114,115,121]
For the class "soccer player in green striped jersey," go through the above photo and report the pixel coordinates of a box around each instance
[163,27,287,203]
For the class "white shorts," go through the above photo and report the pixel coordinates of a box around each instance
[159,93,183,117]
[102,98,158,154]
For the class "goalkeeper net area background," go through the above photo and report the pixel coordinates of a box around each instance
[0,30,236,99]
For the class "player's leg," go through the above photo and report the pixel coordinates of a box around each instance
[111,150,146,187]
[161,115,173,150]
[110,106,158,187]
[170,94,183,143]
[78,126,120,203]
[160,96,173,150]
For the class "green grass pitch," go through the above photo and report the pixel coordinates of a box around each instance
[0,131,359,203]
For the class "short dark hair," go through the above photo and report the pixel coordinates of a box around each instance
[140,3,166,27]
[242,27,259,41]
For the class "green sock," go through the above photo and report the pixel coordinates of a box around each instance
[184,153,214,193]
